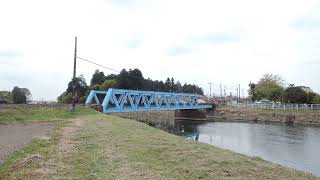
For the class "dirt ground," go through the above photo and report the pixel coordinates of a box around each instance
[0,122,54,164]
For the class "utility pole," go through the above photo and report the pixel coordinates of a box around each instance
[208,83,212,99]
[72,37,77,111]
[242,89,245,99]
[238,84,241,103]
[236,87,238,104]
[220,83,223,102]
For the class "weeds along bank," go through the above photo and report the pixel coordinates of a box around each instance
[114,106,320,126]
[114,111,175,124]
[213,106,320,125]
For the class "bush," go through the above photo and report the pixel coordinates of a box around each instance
[311,95,320,104]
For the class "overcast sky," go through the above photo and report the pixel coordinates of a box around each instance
[1,0,320,101]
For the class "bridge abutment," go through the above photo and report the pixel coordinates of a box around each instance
[175,109,206,119]
[174,104,216,120]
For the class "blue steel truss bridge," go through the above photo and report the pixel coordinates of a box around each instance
[85,89,212,113]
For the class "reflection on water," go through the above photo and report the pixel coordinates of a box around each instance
[152,118,202,141]
[153,119,320,176]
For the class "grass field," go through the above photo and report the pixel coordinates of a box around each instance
[0,104,94,122]
[0,106,317,179]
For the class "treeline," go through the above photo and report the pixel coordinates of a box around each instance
[0,87,32,104]
[249,74,320,104]
[58,68,203,103]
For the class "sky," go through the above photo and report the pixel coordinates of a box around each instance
[1,0,320,101]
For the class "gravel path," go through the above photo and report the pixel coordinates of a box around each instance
[0,122,54,164]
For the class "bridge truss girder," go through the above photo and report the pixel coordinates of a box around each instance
[85,89,212,113]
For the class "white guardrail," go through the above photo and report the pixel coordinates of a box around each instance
[227,102,320,111]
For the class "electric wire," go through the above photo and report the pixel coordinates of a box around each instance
[77,56,120,73]
[76,56,146,81]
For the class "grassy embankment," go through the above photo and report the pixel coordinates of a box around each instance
[215,105,320,125]
[0,105,317,179]
[0,105,77,122]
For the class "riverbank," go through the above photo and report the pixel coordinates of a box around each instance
[0,107,317,179]
[212,106,320,125]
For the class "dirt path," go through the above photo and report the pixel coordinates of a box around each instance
[0,122,54,164]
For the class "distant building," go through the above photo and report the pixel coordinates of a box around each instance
[255,99,273,104]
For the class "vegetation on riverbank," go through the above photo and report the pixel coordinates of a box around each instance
[248,74,320,104]
[215,106,320,125]
[0,106,317,179]
[0,104,94,122]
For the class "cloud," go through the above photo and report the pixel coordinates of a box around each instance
[167,46,193,56]
[189,32,240,45]
[167,32,240,56]
[107,0,153,9]
[300,59,320,65]
[0,50,22,58]
[1,0,320,100]
[289,18,320,30]
[127,38,143,48]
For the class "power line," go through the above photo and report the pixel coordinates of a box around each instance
[77,56,120,73]
[76,56,211,93]
[76,56,147,81]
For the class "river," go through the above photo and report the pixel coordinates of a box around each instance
[154,119,320,176]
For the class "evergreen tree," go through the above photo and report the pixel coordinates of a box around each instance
[90,69,106,86]
[12,86,27,104]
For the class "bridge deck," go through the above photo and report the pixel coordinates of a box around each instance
[85,89,212,113]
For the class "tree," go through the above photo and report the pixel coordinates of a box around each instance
[143,78,154,91]
[311,95,320,104]
[20,88,32,101]
[100,79,117,90]
[57,67,206,104]
[12,86,27,104]
[175,81,183,93]
[0,91,13,103]
[116,69,144,90]
[90,84,102,90]
[181,83,203,95]
[257,74,284,86]
[284,86,308,103]
[128,69,144,90]
[171,77,175,92]
[164,78,172,92]
[283,86,318,104]
[248,82,256,101]
[254,74,285,102]
[117,69,130,89]
[105,74,117,80]
[58,75,89,103]
[90,69,106,86]
[306,92,317,104]
[57,92,73,104]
